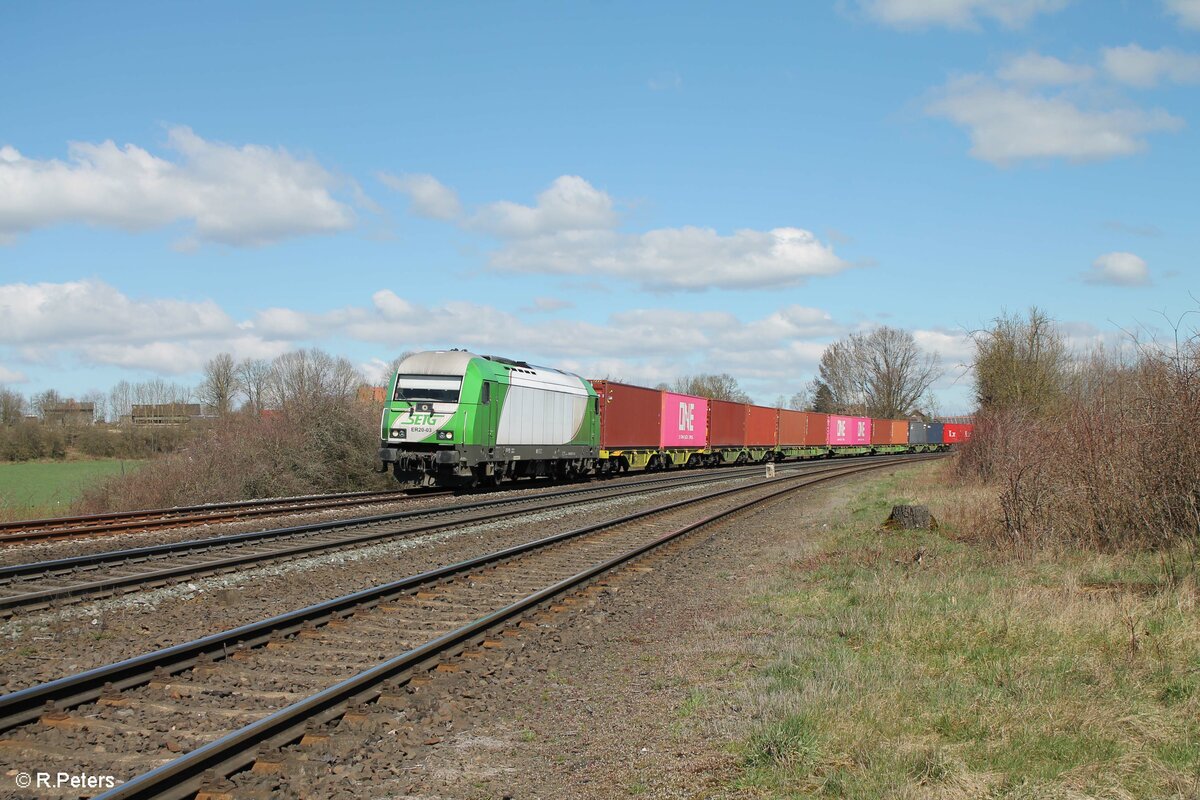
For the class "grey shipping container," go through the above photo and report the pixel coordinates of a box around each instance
[927,422,944,445]
[908,421,929,444]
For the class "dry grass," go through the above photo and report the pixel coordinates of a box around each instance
[723,461,1200,799]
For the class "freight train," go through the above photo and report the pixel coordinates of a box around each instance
[377,350,972,488]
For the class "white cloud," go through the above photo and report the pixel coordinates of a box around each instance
[0,280,289,375]
[647,72,683,91]
[0,127,355,246]
[384,174,850,291]
[1164,0,1200,29]
[472,175,618,237]
[0,280,234,344]
[520,297,575,314]
[927,76,1184,164]
[1085,251,1150,286]
[998,52,1095,85]
[1102,44,1200,87]
[378,172,462,220]
[854,0,1071,29]
[490,224,849,291]
[0,364,27,383]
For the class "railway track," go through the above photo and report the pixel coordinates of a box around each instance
[0,454,937,799]
[0,461,816,615]
[0,489,443,546]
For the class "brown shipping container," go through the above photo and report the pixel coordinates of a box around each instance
[870,419,891,445]
[591,381,661,449]
[804,412,830,445]
[709,399,749,447]
[870,418,909,445]
[746,406,778,446]
[777,409,808,446]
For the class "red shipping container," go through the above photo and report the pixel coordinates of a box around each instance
[890,419,909,444]
[828,415,871,445]
[746,406,779,447]
[709,400,749,447]
[803,412,829,445]
[944,423,974,443]
[591,381,660,449]
[777,409,808,446]
[661,392,708,448]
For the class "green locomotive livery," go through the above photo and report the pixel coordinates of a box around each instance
[378,350,600,487]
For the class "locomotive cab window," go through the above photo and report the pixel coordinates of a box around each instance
[481,382,491,405]
[392,375,463,403]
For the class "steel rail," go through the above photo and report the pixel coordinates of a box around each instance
[0,454,939,734]
[0,463,809,614]
[93,455,926,800]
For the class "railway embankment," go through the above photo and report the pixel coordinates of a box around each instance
[377,460,1197,799]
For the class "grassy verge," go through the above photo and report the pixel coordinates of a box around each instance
[0,459,147,519]
[733,462,1200,799]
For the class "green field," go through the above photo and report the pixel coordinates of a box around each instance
[0,460,147,518]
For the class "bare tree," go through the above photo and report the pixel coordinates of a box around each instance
[267,348,362,411]
[236,358,272,413]
[0,387,25,425]
[856,326,942,418]
[817,340,863,414]
[814,327,942,417]
[971,307,1068,416]
[81,390,108,423]
[787,387,811,411]
[109,380,133,424]
[30,389,64,419]
[671,374,751,402]
[200,353,239,415]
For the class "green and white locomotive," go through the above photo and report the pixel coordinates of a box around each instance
[378,350,600,487]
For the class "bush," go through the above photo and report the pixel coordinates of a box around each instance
[959,334,1200,550]
[74,401,391,512]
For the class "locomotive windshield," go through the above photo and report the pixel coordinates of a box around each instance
[392,374,462,403]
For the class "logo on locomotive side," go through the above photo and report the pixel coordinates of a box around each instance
[678,402,695,432]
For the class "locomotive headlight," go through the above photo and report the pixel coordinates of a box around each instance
[391,429,405,439]
[437,430,454,440]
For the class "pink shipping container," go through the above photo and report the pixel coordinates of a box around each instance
[827,415,871,445]
[746,406,779,447]
[660,392,708,448]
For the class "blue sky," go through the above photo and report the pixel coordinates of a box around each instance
[2,0,1198,414]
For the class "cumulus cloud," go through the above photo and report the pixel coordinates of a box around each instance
[1103,44,1200,87]
[853,0,1071,29]
[998,52,1095,85]
[471,175,619,237]
[1164,0,1200,29]
[0,127,355,246]
[1084,252,1150,286]
[0,280,286,374]
[385,174,850,291]
[467,176,849,291]
[927,75,1183,164]
[0,364,27,383]
[377,172,462,220]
